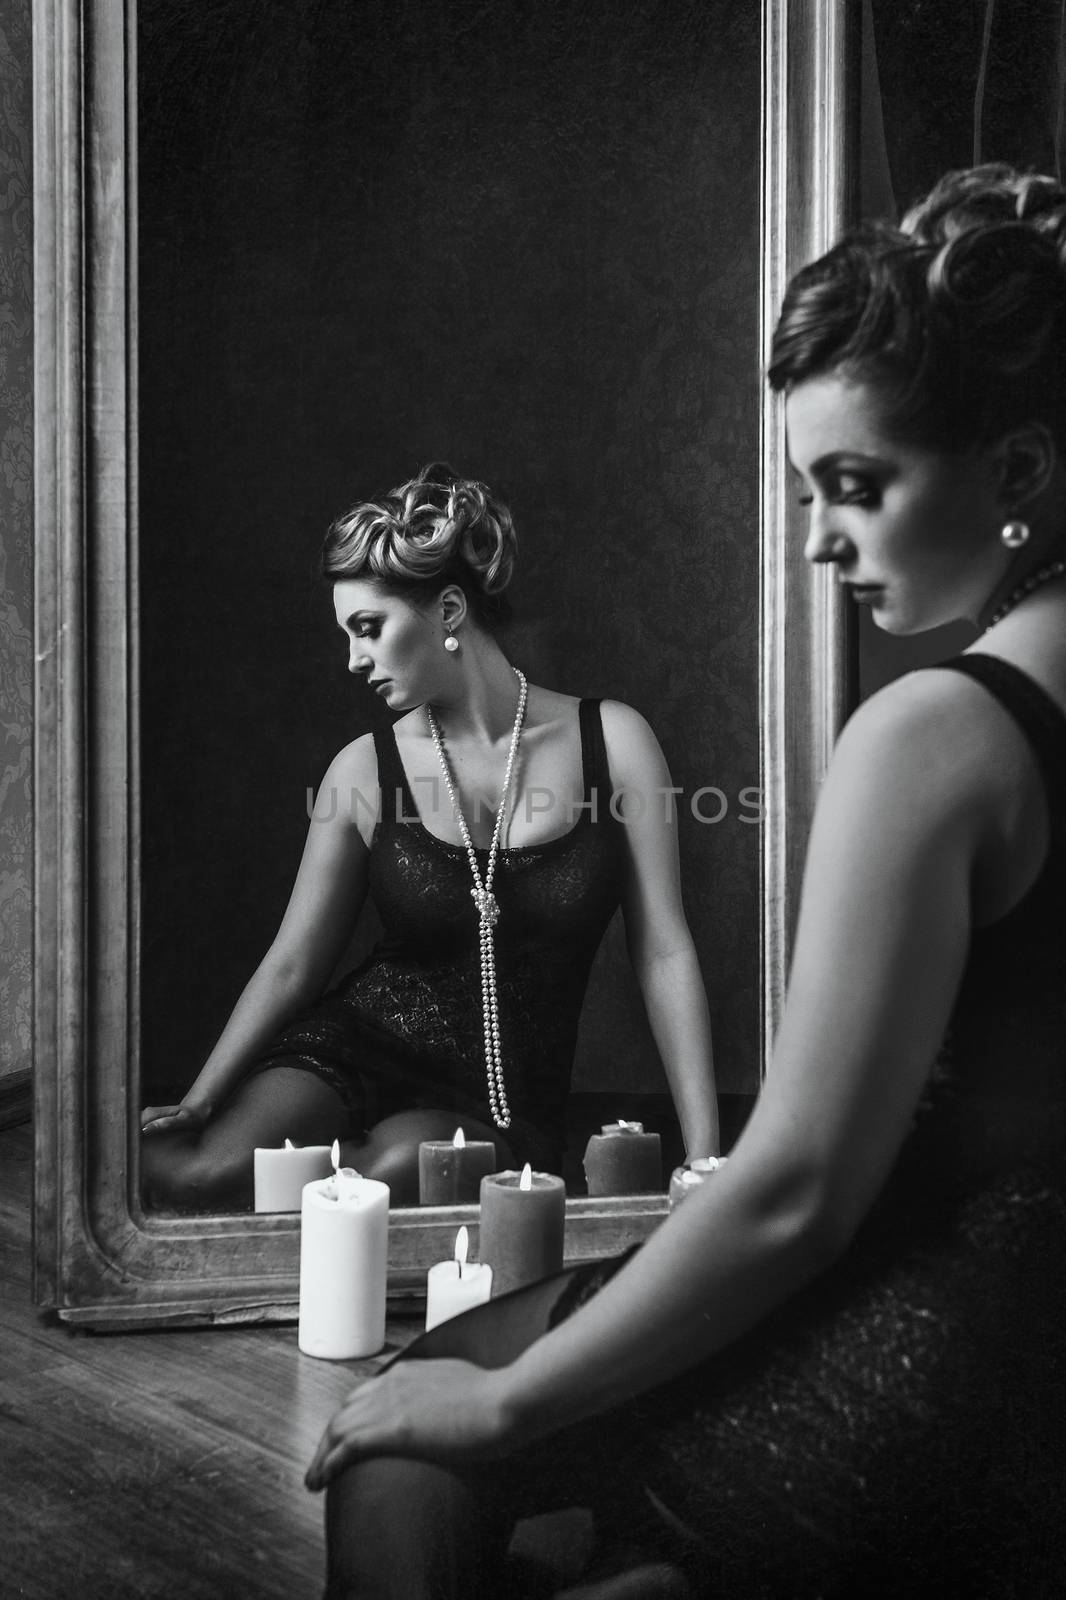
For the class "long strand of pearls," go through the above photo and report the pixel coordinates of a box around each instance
[425,667,528,1131]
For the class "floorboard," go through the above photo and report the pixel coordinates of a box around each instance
[0,1124,420,1600]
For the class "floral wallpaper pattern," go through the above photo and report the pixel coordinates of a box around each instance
[0,0,32,1082]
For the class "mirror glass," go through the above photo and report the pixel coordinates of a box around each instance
[135,0,762,1213]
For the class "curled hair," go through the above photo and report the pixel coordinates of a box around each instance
[768,163,1066,451]
[322,462,517,627]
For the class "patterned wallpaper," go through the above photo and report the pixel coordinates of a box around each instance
[0,0,32,1084]
[136,0,762,1105]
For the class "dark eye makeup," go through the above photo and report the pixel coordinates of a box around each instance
[795,477,879,510]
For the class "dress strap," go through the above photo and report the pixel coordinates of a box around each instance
[577,698,612,804]
[373,723,418,828]
[932,653,1066,809]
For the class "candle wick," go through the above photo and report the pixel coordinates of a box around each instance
[457,1258,463,1279]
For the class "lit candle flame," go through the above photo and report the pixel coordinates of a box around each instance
[519,1162,532,1191]
[330,1139,340,1171]
[453,1127,466,1149]
[284,1138,295,1151]
[454,1224,469,1278]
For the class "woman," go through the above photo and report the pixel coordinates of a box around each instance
[141,464,719,1209]
[307,166,1066,1597]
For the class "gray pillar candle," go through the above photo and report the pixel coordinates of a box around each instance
[418,1128,498,1205]
[583,1120,663,1196]
[477,1165,566,1297]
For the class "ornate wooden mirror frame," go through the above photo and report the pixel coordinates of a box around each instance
[32,0,854,1328]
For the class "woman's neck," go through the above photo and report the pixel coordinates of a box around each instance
[427,636,523,744]
[976,533,1066,632]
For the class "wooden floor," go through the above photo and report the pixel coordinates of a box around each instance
[0,1123,420,1599]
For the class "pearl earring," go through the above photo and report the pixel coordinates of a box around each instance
[1000,520,1030,550]
[444,625,460,653]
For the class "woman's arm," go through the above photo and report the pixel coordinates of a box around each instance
[307,672,1014,1480]
[144,737,377,1129]
[601,700,719,1158]
[500,672,993,1434]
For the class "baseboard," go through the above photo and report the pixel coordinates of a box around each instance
[0,1069,31,1130]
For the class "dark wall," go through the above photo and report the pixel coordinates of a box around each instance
[0,0,32,1087]
[860,0,1066,698]
[137,0,762,1104]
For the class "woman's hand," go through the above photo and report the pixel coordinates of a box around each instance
[141,1102,209,1136]
[305,1359,518,1490]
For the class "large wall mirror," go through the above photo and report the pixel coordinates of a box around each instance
[33,0,852,1327]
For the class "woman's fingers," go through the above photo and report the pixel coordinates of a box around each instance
[305,1392,373,1490]
[141,1104,180,1132]
[141,1104,199,1134]
[304,1360,514,1490]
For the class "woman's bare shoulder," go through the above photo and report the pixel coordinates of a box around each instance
[834,666,1037,816]
[596,698,656,740]
[594,700,669,786]
[327,729,378,776]
[317,732,379,810]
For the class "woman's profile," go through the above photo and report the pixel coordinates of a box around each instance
[307,168,1066,1597]
[142,463,719,1209]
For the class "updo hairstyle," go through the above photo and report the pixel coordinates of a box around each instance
[322,462,517,627]
[768,164,1066,453]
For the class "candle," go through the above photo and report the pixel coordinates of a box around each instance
[668,1155,728,1210]
[478,1163,566,1298]
[418,1126,498,1206]
[298,1148,390,1360]
[424,1225,493,1330]
[582,1119,662,1196]
[253,1138,334,1212]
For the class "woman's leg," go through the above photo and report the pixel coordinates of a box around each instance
[323,1267,681,1600]
[140,1065,351,1211]
[324,1272,575,1600]
[345,1110,515,1206]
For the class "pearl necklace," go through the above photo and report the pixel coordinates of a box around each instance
[985,559,1066,630]
[425,667,528,1131]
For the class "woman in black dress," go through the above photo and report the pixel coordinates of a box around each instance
[141,464,719,1209]
[307,166,1066,1597]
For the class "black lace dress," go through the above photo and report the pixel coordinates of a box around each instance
[326,655,1066,1600]
[553,654,1066,1594]
[251,699,627,1170]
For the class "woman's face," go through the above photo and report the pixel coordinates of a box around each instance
[785,374,1007,634]
[332,577,443,709]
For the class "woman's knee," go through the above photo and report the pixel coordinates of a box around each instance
[353,1125,425,1205]
[352,1111,513,1204]
[325,1456,506,1600]
[140,1132,252,1211]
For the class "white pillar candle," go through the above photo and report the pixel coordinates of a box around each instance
[298,1172,390,1360]
[253,1139,334,1212]
[425,1225,493,1330]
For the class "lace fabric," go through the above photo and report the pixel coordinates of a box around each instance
[253,699,627,1168]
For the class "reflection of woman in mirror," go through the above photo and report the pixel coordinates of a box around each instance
[308,167,1066,1596]
[141,464,719,1209]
